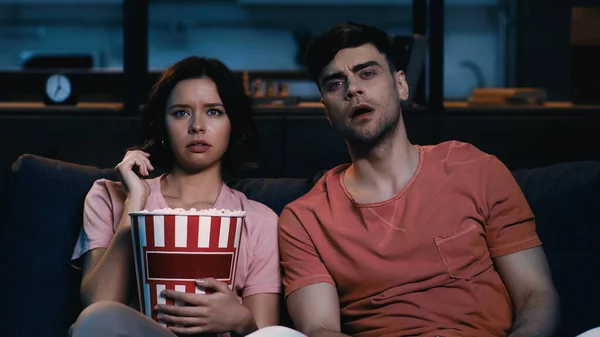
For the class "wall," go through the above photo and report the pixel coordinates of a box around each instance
[0,0,506,99]
[516,0,600,101]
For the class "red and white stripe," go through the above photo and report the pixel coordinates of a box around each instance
[131,214,243,326]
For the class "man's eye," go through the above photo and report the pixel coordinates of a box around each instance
[362,71,375,78]
[327,81,342,90]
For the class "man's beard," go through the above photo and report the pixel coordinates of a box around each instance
[339,104,402,149]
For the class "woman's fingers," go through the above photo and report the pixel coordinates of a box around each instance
[136,153,154,174]
[157,313,202,327]
[130,153,153,176]
[140,154,155,172]
[131,158,148,176]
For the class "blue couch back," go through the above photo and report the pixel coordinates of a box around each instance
[0,154,598,337]
[0,155,312,337]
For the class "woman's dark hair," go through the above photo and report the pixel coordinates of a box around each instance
[130,56,259,178]
[305,22,399,85]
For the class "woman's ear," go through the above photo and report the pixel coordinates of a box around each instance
[157,125,169,149]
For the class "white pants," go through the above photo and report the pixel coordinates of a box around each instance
[247,326,307,337]
[70,301,597,337]
[252,326,600,337]
[577,327,600,337]
[70,301,307,337]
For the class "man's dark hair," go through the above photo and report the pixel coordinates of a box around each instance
[305,22,399,84]
[129,56,259,178]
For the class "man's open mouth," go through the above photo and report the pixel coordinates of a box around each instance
[351,105,374,119]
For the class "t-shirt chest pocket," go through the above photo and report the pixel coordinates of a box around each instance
[433,221,493,280]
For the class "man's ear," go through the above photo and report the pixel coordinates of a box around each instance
[395,70,409,101]
[321,98,332,126]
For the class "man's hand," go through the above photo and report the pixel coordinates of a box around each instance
[494,246,560,337]
[157,278,256,336]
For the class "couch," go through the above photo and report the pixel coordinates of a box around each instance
[0,153,598,337]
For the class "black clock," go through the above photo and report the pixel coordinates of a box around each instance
[43,74,78,105]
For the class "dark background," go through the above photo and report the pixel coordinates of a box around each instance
[1,0,599,178]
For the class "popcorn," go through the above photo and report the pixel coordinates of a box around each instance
[130,207,246,216]
[130,206,244,323]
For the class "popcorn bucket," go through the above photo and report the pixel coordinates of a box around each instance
[130,209,245,326]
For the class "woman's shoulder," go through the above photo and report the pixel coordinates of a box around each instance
[87,178,124,200]
[222,185,278,226]
[87,175,162,201]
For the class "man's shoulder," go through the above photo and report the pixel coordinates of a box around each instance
[284,164,349,215]
[422,140,494,168]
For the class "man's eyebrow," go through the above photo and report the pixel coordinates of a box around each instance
[320,60,383,85]
[352,60,382,73]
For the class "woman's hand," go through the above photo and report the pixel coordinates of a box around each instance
[115,150,153,208]
[156,278,257,336]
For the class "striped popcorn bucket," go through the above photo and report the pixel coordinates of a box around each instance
[129,210,245,326]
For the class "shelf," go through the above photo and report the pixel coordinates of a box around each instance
[440,102,600,118]
[0,0,122,4]
[2,101,599,119]
[238,0,499,6]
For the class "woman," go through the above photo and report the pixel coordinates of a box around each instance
[69,56,301,337]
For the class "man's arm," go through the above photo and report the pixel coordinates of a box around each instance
[494,246,560,337]
[279,205,346,337]
[287,283,348,337]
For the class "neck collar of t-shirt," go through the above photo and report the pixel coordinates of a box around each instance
[147,173,229,210]
[337,144,424,208]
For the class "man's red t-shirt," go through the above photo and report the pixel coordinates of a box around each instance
[279,141,542,337]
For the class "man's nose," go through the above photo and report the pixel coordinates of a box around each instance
[346,81,364,99]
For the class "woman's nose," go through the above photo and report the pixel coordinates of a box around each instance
[189,116,205,133]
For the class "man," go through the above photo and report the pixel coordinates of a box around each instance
[278,22,560,337]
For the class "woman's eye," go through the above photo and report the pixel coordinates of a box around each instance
[172,110,188,117]
[207,109,223,116]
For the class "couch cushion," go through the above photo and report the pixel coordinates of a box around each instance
[228,177,314,215]
[0,154,312,337]
[0,155,116,337]
[227,177,314,329]
[512,161,600,336]
[0,153,8,211]
[512,161,600,250]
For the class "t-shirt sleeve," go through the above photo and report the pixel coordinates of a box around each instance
[484,156,542,258]
[71,180,118,269]
[279,207,334,298]
[242,204,282,298]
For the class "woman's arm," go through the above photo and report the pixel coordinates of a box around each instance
[240,293,280,333]
[80,150,152,307]
[158,279,280,336]
[80,198,142,307]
